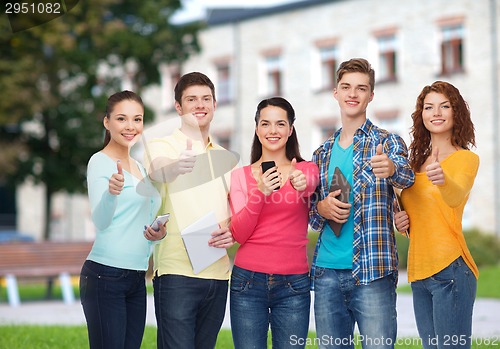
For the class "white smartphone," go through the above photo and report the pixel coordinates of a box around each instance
[150,213,170,231]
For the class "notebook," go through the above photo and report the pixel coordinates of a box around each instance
[181,211,227,274]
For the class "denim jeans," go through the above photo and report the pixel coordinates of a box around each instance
[313,268,397,349]
[230,265,311,349]
[411,257,477,349]
[79,260,147,349]
[153,274,228,349]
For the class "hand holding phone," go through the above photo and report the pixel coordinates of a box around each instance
[393,195,409,238]
[261,160,280,191]
[150,213,170,231]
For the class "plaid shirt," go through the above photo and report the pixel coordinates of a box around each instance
[309,119,414,287]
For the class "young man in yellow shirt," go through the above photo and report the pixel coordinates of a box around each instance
[146,72,236,349]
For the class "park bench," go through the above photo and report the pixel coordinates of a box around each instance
[0,241,93,307]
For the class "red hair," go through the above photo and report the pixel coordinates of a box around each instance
[409,81,475,170]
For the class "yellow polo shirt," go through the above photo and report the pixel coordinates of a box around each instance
[145,129,236,280]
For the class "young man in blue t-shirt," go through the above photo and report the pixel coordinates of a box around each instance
[309,58,415,349]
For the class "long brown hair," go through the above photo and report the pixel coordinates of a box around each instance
[409,81,475,170]
[103,90,144,147]
[250,97,304,164]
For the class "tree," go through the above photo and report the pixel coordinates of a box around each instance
[0,0,202,239]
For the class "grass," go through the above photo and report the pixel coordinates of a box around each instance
[396,265,500,298]
[0,277,154,303]
[0,268,499,348]
[0,326,498,349]
[4,265,499,303]
[476,265,500,299]
[1,233,498,348]
[6,230,496,302]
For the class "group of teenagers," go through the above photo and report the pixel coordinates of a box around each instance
[80,57,480,349]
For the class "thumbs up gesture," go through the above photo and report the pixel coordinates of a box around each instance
[289,158,306,192]
[109,160,125,195]
[177,139,197,175]
[425,148,445,185]
[370,142,395,179]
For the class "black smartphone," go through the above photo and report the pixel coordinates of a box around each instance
[261,160,280,190]
[261,160,275,174]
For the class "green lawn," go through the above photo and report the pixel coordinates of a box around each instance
[396,265,500,298]
[1,265,498,348]
[0,326,498,349]
[2,265,499,303]
[475,265,500,298]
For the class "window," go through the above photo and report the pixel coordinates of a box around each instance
[315,118,339,142]
[0,184,16,229]
[265,55,282,96]
[440,24,464,75]
[213,130,232,151]
[377,35,397,82]
[166,68,181,110]
[216,63,232,104]
[170,70,181,92]
[319,46,338,90]
[375,109,404,136]
[320,124,338,142]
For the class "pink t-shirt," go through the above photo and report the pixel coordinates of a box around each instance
[229,161,319,274]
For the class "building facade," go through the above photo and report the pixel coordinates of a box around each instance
[12,0,499,239]
[144,0,499,233]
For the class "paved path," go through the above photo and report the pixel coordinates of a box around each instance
[1,293,499,339]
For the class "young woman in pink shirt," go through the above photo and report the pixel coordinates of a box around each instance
[229,97,319,348]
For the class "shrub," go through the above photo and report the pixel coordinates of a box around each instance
[396,228,500,270]
[464,229,500,267]
[307,231,319,268]
[396,232,410,269]
[307,230,411,269]
[232,228,499,271]
[306,230,411,270]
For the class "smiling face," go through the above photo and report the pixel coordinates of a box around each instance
[175,85,216,132]
[333,71,374,120]
[104,99,144,149]
[422,91,454,137]
[255,105,292,154]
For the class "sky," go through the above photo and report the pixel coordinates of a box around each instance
[172,0,302,23]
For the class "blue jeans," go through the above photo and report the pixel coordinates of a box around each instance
[153,274,228,349]
[230,265,311,349]
[313,268,397,349]
[79,260,147,349]
[411,257,477,349]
